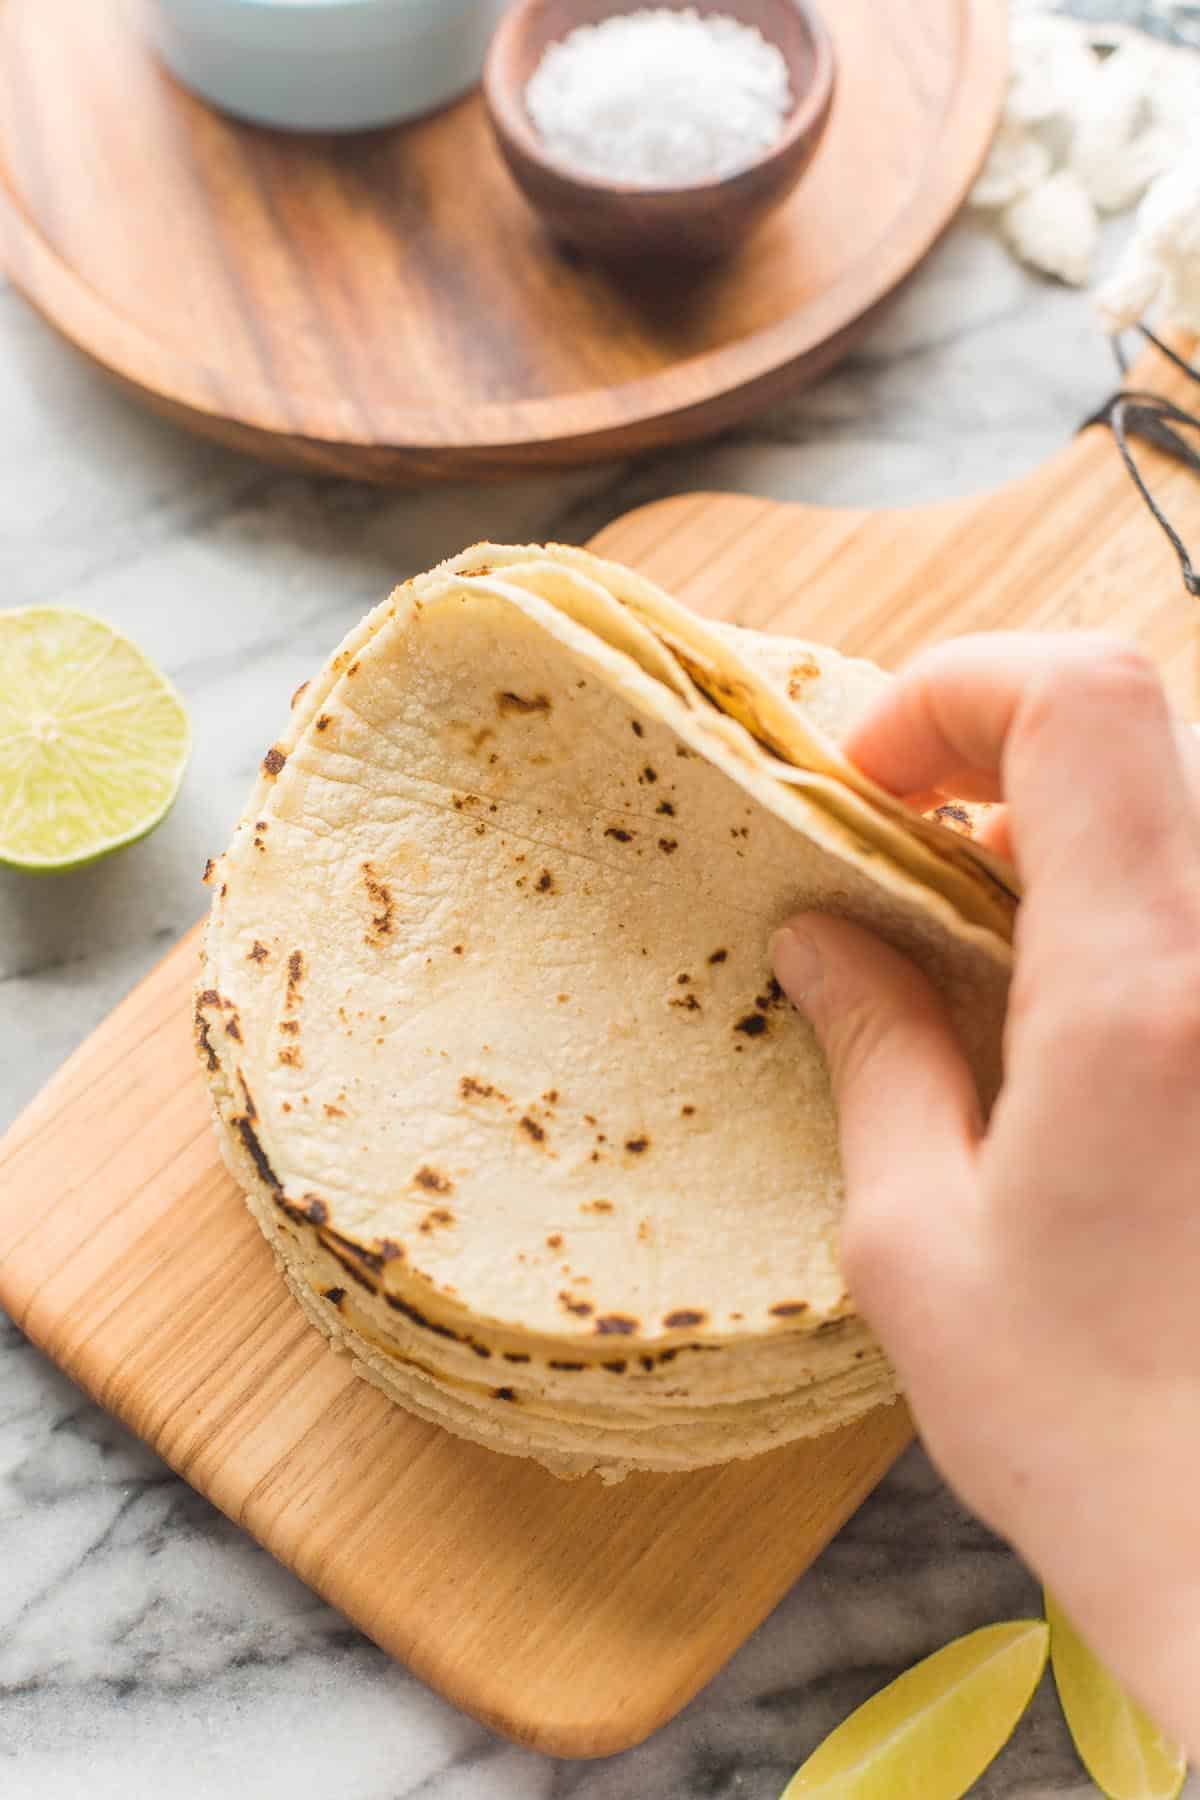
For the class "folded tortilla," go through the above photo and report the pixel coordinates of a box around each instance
[198,543,1012,1481]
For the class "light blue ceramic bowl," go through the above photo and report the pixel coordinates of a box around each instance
[150,0,509,133]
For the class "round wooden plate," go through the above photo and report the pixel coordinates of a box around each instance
[0,0,1004,480]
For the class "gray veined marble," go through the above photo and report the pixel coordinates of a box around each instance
[2,21,1196,1793]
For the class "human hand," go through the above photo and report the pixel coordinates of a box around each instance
[772,635,1200,1756]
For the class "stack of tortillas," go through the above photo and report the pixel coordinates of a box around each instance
[197,544,1015,1482]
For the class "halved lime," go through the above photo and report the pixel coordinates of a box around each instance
[780,1619,1049,1798]
[0,608,191,872]
[1046,1590,1186,1800]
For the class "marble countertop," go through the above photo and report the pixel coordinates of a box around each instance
[1,96,1194,1800]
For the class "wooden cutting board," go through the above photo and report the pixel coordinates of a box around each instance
[0,0,1003,478]
[1,332,1197,1759]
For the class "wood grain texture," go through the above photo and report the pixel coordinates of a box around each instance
[0,0,1004,479]
[482,0,835,261]
[2,332,1197,1757]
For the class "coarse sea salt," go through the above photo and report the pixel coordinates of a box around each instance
[524,8,793,189]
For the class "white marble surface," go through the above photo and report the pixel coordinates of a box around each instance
[1,136,1196,1800]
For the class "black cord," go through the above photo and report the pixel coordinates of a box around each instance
[1084,324,1200,598]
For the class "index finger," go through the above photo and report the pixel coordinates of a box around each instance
[846,633,1200,905]
[846,634,1087,801]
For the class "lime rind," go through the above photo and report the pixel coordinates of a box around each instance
[0,607,191,873]
[780,1619,1049,1799]
[1046,1590,1187,1800]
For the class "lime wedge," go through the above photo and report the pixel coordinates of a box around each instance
[780,1620,1049,1799]
[0,608,190,872]
[1046,1590,1186,1799]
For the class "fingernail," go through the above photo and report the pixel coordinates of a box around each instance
[769,925,823,1001]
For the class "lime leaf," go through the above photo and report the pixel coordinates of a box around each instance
[0,608,190,872]
[1046,1590,1186,1799]
[780,1619,1049,1799]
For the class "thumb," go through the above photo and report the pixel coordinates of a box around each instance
[770,915,980,1326]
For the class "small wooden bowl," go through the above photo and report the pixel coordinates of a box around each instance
[483,0,836,261]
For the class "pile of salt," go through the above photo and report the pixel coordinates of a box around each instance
[524,8,793,189]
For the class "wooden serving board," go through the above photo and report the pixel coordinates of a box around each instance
[0,0,1004,479]
[2,333,1198,1759]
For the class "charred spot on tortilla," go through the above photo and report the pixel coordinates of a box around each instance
[734,1012,768,1037]
[469,1342,492,1359]
[384,1290,464,1343]
[286,951,305,1009]
[460,1075,505,1102]
[708,948,728,965]
[640,765,658,784]
[202,857,216,885]
[315,714,332,732]
[580,1198,613,1214]
[670,993,701,1011]
[493,1386,517,1402]
[680,1104,696,1117]
[624,1135,649,1154]
[301,1194,329,1224]
[535,869,555,893]
[604,826,633,842]
[631,720,644,737]
[236,1118,280,1191]
[549,1359,585,1371]
[322,1286,345,1307]
[595,1314,637,1336]
[770,1301,809,1318]
[277,1045,302,1067]
[497,690,551,716]
[520,1116,546,1144]
[560,1293,594,1317]
[323,1244,377,1292]
[413,1166,453,1194]
[664,1309,706,1329]
[248,940,270,963]
[504,1350,531,1364]
[224,1013,243,1041]
[932,802,974,835]
[657,837,678,855]
[786,654,820,698]
[262,745,287,777]
[194,1010,219,1071]
[279,1019,300,1036]
[323,1102,345,1117]
[362,862,394,941]
[546,1233,563,1250]
[656,800,676,816]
